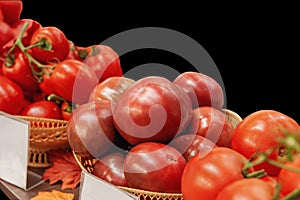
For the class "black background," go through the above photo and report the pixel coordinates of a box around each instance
[19,1,299,123]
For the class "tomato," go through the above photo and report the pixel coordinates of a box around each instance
[0,75,24,115]
[67,100,117,159]
[92,152,128,187]
[215,178,275,200]
[88,76,135,103]
[231,110,299,176]
[181,147,252,200]
[0,0,22,25]
[67,42,92,62]
[169,133,216,161]
[0,21,15,52]
[30,26,70,63]
[173,71,224,109]
[2,49,40,92]
[113,76,193,145]
[61,101,78,121]
[187,106,235,147]
[50,59,99,104]
[38,67,57,96]
[278,156,300,196]
[84,44,123,82]
[124,142,186,193]
[20,100,62,119]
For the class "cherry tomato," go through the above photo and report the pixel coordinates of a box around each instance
[2,49,40,92]
[173,71,224,109]
[215,178,275,200]
[92,152,128,187]
[20,100,62,119]
[84,44,123,82]
[181,147,252,200]
[0,0,22,25]
[50,59,99,104]
[61,101,78,121]
[113,76,193,145]
[88,76,135,103]
[0,75,24,115]
[278,156,300,196]
[30,26,70,63]
[124,142,186,193]
[187,106,235,147]
[231,110,299,176]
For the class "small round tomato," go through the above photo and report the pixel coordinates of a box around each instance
[84,44,123,82]
[20,100,62,120]
[88,76,135,103]
[0,75,24,115]
[124,142,186,193]
[215,178,275,200]
[181,147,252,200]
[231,110,299,176]
[30,26,70,63]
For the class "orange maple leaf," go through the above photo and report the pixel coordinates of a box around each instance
[42,150,82,190]
[31,189,74,200]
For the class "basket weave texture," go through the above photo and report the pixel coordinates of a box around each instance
[15,116,69,168]
[72,109,242,200]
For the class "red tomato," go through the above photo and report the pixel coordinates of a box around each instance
[173,71,224,109]
[67,42,92,62]
[215,178,275,200]
[92,152,128,187]
[2,50,40,92]
[0,0,22,25]
[61,101,78,121]
[67,100,117,159]
[187,106,235,147]
[278,156,300,196]
[169,133,216,161]
[181,147,252,200]
[20,100,62,119]
[88,76,135,103]
[30,26,70,63]
[113,76,193,145]
[84,44,123,82]
[231,110,299,176]
[38,67,57,96]
[0,75,24,115]
[0,21,15,52]
[124,142,186,193]
[50,59,99,104]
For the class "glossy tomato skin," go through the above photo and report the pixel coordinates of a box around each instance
[278,156,300,196]
[2,50,40,92]
[61,101,77,121]
[0,75,24,115]
[181,147,251,200]
[231,110,299,176]
[113,76,193,145]
[173,71,224,109]
[84,45,123,82]
[30,26,70,63]
[67,100,117,159]
[50,59,99,104]
[169,133,216,161]
[20,100,62,120]
[0,21,15,51]
[92,152,128,187]
[215,178,275,200]
[88,76,135,103]
[187,106,235,147]
[124,142,186,193]
[0,0,22,25]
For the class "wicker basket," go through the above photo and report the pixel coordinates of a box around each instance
[16,116,69,168]
[72,109,242,200]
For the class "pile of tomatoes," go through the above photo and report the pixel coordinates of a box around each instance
[2,2,300,200]
[0,1,122,120]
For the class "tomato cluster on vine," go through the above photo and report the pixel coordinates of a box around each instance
[0,2,122,120]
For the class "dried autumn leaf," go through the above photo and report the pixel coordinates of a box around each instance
[42,149,82,190]
[31,189,74,200]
